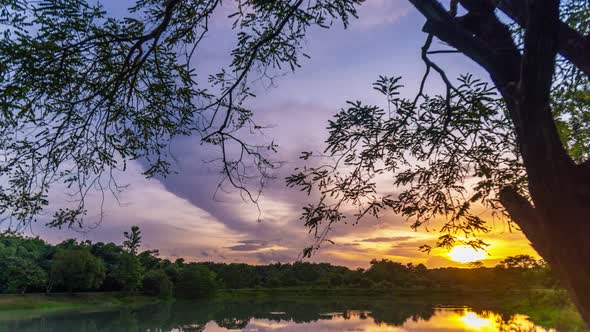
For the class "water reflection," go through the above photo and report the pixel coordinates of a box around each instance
[0,296,556,332]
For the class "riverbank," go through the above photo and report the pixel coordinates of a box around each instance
[0,292,160,312]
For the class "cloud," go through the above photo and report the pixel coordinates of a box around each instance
[355,0,411,29]
[226,240,272,252]
[227,244,265,252]
[357,236,414,243]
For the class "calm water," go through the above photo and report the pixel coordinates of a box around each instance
[0,295,559,332]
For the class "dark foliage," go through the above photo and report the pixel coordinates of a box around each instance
[142,269,173,299]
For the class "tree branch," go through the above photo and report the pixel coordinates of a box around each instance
[498,0,590,77]
[408,0,574,188]
[409,0,520,90]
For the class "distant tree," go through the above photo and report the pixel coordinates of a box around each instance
[50,249,105,292]
[90,241,125,291]
[123,226,142,255]
[175,265,217,299]
[142,270,173,299]
[0,233,52,293]
[365,259,411,286]
[329,274,343,287]
[3,258,47,294]
[498,255,545,301]
[499,255,543,270]
[468,261,485,269]
[138,250,162,271]
[415,264,428,275]
[216,264,259,289]
[112,253,143,292]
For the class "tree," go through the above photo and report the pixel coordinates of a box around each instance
[123,226,142,255]
[90,241,125,291]
[285,0,590,324]
[174,264,217,299]
[499,255,542,270]
[142,270,173,299]
[2,258,47,294]
[138,249,162,271]
[0,233,52,293]
[50,249,106,292]
[111,252,143,292]
[403,1,590,324]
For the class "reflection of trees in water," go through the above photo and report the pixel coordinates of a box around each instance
[0,296,543,331]
[370,302,435,326]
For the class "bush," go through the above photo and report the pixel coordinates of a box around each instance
[143,270,173,299]
[175,265,217,299]
[3,259,47,293]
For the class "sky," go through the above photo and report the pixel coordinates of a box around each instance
[27,0,539,269]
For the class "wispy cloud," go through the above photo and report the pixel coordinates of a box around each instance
[354,0,411,29]
[357,236,415,243]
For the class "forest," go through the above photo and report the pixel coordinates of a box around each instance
[0,226,559,299]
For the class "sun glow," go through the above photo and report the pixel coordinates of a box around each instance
[448,245,487,264]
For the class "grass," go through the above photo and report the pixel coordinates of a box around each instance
[509,289,588,332]
[0,292,161,320]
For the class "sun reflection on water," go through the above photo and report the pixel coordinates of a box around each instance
[200,308,556,332]
[461,312,492,329]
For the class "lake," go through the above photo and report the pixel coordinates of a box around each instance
[0,294,570,331]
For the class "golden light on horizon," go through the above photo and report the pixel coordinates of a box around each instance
[448,245,487,264]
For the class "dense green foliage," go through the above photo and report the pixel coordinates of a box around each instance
[49,249,106,293]
[0,228,561,298]
[111,253,143,292]
[174,264,217,299]
[142,270,173,299]
[0,228,220,299]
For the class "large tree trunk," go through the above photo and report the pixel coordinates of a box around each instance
[501,182,590,324]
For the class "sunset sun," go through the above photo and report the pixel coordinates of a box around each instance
[448,246,487,264]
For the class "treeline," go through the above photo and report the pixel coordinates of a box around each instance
[0,227,558,299]
[0,227,214,299]
[203,256,557,292]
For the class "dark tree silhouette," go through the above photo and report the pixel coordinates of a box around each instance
[0,0,362,229]
[287,0,590,324]
[388,0,590,324]
[123,225,142,255]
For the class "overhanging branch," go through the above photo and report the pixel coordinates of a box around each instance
[409,0,520,90]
